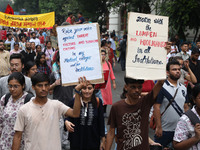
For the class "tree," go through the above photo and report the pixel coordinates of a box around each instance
[158,0,200,41]
[13,0,40,14]
[0,0,12,12]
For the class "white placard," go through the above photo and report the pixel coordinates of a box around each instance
[126,12,169,80]
[56,23,103,86]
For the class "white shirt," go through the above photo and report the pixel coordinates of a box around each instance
[110,38,116,51]
[14,99,69,150]
[5,39,15,50]
[29,38,40,46]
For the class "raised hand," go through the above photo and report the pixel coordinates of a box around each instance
[75,76,91,92]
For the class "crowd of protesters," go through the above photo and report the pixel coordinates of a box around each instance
[1,11,200,150]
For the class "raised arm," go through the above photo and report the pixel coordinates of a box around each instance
[152,80,165,100]
[184,60,197,84]
[65,77,88,118]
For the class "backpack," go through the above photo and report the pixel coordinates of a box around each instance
[185,109,200,125]
[4,93,34,107]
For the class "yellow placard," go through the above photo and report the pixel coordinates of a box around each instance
[0,12,55,28]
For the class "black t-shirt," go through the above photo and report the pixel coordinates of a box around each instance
[20,50,36,65]
[50,72,74,105]
[188,58,200,83]
[67,98,105,150]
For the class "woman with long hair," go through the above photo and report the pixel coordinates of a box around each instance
[100,50,116,117]
[35,52,51,76]
[65,77,105,150]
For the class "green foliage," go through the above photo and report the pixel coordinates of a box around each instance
[0,0,12,12]
[158,0,200,41]
[13,0,40,14]
[109,0,151,13]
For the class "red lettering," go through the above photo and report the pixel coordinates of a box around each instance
[63,42,76,46]
[0,19,9,26]
[10,21,22,27]
[140,39,165,48]
[77,33,88,38]
[63,47,75,51]
[136,30,157,38]
[78,41,85,44]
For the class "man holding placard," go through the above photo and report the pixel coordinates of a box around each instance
[106,77,164,150]
[106,12,169,150]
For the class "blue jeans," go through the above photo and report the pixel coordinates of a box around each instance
[154,131,174,148]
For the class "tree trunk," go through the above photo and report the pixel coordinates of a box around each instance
[193,27,199,42]
[178,26,186,41]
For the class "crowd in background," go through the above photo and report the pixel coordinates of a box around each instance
[1,11,200,150]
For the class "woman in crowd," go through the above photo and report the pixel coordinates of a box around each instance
[0,72,33,149]
[100,50,116,117]
[24,61,38,78]
[65,77,105,150]
[10,42,21,55]
[35,52,51,76]
[36,45,42,56]
[107,41,115,67]
[43,41,55,69]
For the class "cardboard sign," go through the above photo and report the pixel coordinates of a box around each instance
[126,12,169,80]
[0,12,55,28]
[56,23,104,86]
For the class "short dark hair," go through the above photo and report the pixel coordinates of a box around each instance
[6,33,12,37]
[111,33,115,38]
[107,41,111,44]
[24,61,36,75]
[123,34,127,40]
[196,40,200,43]
[10,53,25,65]
[101,40,107,47]
[124,77,144,85]
[14,42,19,46]
[46,40,51,45]
[192,47,200,55]
[173,56,183,61]
[181,42,189,47]
[0,40,3,43]
[31,72,50,86]
[105,34,109,37]
[31,32,35,36]
[68,12,72,16]
[8,72,25,90]
[192,84,200,99]
[101,49,107,54]
[78,12,82,15]
[36,45,41,49]
[166,60,180,71]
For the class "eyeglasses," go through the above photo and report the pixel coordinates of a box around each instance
[7,84,21,89]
